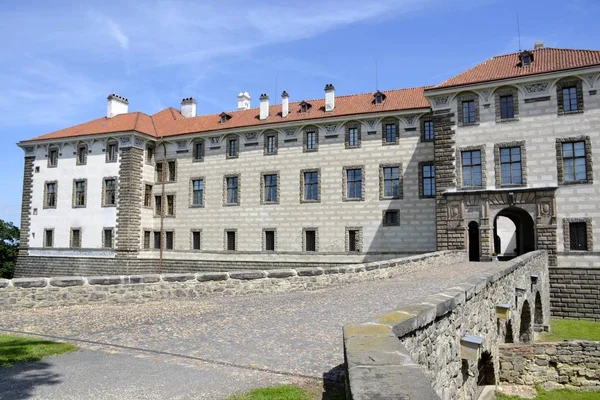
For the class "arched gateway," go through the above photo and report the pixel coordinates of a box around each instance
[493,207,535,259]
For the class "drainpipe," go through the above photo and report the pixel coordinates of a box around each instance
[159,137,167,274]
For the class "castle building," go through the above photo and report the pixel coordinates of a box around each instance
[15,45,600,276]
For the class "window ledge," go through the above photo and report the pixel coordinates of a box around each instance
[420,195,436,199]
[498,184,526,188]
[189,204,205,208]
[382,142,399,146]
[226,155,239,159]
[223,203,240,207]
[101,204,116,208]
[343,198,365,202]
[497,117,520,123]
[303,149,319,153]
[558,110,584,116]
[421,139,434,143]
[300,199,321,204]
[192,159,204,163]
[72,205,87,209]
[460,186,486,191]
[559,180,592,186]
[261,201,280,205]
[458,122,480,127]
[380,196,402,201]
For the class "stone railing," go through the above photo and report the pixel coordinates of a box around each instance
[343,251,549,400]
[0,251,465,309]
[499,341,600,391]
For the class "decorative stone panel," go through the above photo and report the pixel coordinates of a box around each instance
[555,136,593,185]
[494,86,520,123]
[344,121,362,149]
[494,141,527,187]
[562,218,593,252]
[456,92,480,127]
[260,171,280,205]
[556,78,584,115]
[456,145,487,189]
[342,166,365,202]
[115,146,143,258]
[299,168,321,204]
[379,163,403,200]
[17,157,34,256]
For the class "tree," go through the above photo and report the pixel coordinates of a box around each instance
[0,220,19,279]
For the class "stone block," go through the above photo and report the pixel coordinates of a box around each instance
[344,323,393,337]
[347,365,439,400]
[161,273,195,282]
[344,335,410,368]
[0,279,9,288]
[296,267,324,276]
[229,271,268,280]
[136,274,161,283]
[266,269,297,279]
[338,265,356,274]
[393,303,437,338]
[88,276,123,285]
[323,267,339,275]
[12,278,48,288]
[49,277,85,287]
[196,272,229,282]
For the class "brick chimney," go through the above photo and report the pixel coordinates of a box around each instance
[107,94,128,118]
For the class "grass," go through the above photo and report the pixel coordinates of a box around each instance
[497,388,600,399]
[538,319,600,342]
[0,334,77,367]
[227,385,346,400]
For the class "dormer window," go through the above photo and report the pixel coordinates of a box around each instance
[300,101,311,113]
[519,51,533,67]
[374,91,385,104]
[220,112,232,124]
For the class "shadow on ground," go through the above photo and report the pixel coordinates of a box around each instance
[0,360,62,400]
[322,364,346,400]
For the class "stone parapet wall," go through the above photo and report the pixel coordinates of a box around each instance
[344,251,549,400]
[1,251,464,309]
[549,267,600,321]
[499,342,600,391]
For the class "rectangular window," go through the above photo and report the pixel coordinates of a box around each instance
[265,230,275,251]
[168,161,176,182]
[77,145,87,165]
[423,120,434,141]
[563,87,578,112]
[303,171,319,201]
[264,174,278,203]
[305,230,316,252]
[348,127,359,147]
[383,210,400,226]
[462,100,476,123]
[146,146,154,163]
[155,195,162,215]
[156,162,164,183]
[153,232,161,249]
[306,131,317,150]
[192,231,201,250]
[266,135,276,154]
[422,164,436,197]
[74,180,86,207]
[192,179,204,206]
[45,182,57,207]
[144,184,152,207]
[346,168,363,200]
[500,147,522,185]
[103,229,113,248]
[228,138,238,157]
[144,231,151,249]
[165,231,174,250]
[226,231,236,251]
[348,230,359,252]
[104,178,116,206]
[500,95,514,119]
[562,141,587,181]
[194,141,204,161]
[385,123,397,143]
[383,166,400,199]
[71,229,81,248]
[167,195,175,216]
[570,222,587,251]
[226,177,239,204]
[44,229,53,248]
[107,142,118,162]
[48,148,58,167]
[462,150,482,187]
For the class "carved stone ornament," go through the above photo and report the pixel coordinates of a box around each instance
[403,115,417,126]
[479,89,492,103]
[365,119,376,128]
[134,137,144,147]
[283,128,297,137]
[119,136,132,145]
[244,132,258,141]
[524,82,549,93]
[540,202,551,216]
[325,125,337,133]
[209,137,221,145]
[448,202,462,220]
[433,96,449,106]
[23,146,35,154]
[585,74,598,88]
[176,140,187,149]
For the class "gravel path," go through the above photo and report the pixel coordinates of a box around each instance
[0,261,487,399]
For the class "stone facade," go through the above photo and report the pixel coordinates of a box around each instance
[549,267,600,320]
[499,342,600,390]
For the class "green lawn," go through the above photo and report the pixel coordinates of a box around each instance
[227,385,346,400]
[539,319,600,342]
[497,388,600,399]
[0,334,77,367]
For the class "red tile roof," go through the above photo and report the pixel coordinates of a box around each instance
[22,87,430,142]
[431,48,600,90]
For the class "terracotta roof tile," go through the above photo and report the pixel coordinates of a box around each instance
[431,48,600,90]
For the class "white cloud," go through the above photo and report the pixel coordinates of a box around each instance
[87,11,130,50]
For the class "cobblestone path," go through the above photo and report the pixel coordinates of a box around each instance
[0,261,486,399]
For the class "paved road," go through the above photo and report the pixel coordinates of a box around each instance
[0,261,486,399]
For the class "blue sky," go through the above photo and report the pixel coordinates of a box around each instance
[1,0,598,226]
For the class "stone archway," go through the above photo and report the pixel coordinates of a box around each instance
[519,300,532,343]
[468,221,480,261]
[494,207,535,259]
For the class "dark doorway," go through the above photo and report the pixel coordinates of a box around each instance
[476,351,495,398]
[468,221,480,261]
[520,300,532,343]
[534,292,543,325]
[505,320,514,343]
[494,207,535,260]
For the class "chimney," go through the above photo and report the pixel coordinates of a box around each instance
[259,93,269,120]
[237,91,251,110]
[534,41,544,50]
[107,94,128,118]
[281,91,289,118]
[181,97,197,118]
[324,84,335,112]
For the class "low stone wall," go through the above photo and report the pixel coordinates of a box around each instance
[14,252,413,277]
[550,267,600,321]
[344,251,550,400]
[1,251,464,309]
[499,342,600,391]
